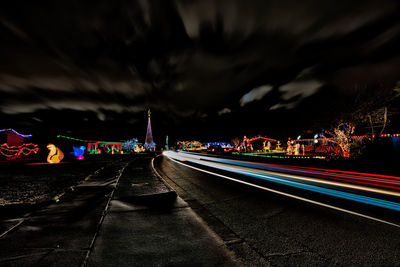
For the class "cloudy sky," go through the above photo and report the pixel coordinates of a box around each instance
[1,0,400,142]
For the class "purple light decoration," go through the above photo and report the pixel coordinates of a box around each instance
[0,128,32,138]
[144,109,156,150]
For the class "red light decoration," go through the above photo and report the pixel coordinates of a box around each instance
[0,143,39,160]
[247,136,277,142]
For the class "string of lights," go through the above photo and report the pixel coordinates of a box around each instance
[247,136,277,142]
[296,133,400,142]
[57,134,122,144]
[0,143,39,159]
[0,128,32,138]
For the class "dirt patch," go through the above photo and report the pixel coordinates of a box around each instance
[0,161,106,206]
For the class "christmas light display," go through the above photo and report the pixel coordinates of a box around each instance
[122,138,139,152]
[47,144,64,164]
[240,136,278,153]
[177,141,207,150]
[247,136,277,143]
[0,143,39,160]
[87,143,101,154]
[144,109,156,150]
[0,128,32,138]
[57,135,125,154]
[57,135,115,143]
[202,142,233,148]
[72,146,85,160]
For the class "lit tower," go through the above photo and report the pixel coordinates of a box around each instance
[144,109,156,150]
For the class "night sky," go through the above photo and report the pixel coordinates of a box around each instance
[1,0,400,144]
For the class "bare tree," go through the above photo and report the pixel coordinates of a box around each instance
[324,122,355,158]
[231,137,241,148]
[364,107,388,139]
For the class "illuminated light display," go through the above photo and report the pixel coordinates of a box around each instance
[57,135,126,154]
[87,143,101,154]
[57,135,100,143]
[122,138,140,153]
[237,132,400,158]
[237,136,281,153]
[0,143,39,160]
[47,144,64,164]
[247,136,277,143]
[0,128,37,160]
[0,128,33,138]
[144,109,156,150]
[203,142,233,148]
[177,140,207,151]
[72,146,85,160]
[239,136,280,153]
[293,132,400,158]
[295,133,400,142]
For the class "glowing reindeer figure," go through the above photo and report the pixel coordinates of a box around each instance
[47,144,64,163]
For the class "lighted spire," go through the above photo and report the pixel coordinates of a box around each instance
[144,109,156,150]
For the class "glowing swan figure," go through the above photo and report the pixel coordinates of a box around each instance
[47,144,64,164]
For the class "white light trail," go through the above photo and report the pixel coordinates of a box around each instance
[164,151,400,228]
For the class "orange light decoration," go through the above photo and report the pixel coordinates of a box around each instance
[47,144,64,164]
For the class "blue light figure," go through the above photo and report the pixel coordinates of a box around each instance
[123,138,138,153]
[72,146,85,160]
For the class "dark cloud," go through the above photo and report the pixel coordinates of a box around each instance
[0,0,400,140]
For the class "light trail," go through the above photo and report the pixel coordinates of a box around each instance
[163,151,400,212]
[164,154,400,228]
[182,152,400,190]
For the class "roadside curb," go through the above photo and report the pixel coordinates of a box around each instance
[152,156,176,192]
[116,191,177,206]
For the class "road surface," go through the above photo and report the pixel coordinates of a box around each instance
[155,151,400,266]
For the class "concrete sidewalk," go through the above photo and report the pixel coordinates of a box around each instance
[86,156,239,266]
[0,156,239,266]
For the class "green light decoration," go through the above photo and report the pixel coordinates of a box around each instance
[57,135,124,154]
[166,135,169,150]
[56,135,123,144]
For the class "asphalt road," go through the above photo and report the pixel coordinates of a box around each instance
[155,153,400,266]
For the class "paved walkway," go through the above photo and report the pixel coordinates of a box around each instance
[86,156,238,266]
[0,156,238,266]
